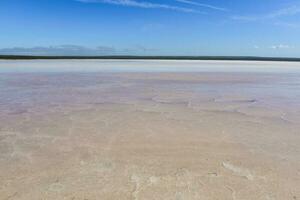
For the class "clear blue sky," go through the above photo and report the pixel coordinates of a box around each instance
[1,0,300,56]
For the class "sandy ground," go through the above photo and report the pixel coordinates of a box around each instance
[0,61,300,200]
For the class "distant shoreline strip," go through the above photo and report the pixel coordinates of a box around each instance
[1,55,300,62]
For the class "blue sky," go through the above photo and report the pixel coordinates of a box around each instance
[1,0,300,57]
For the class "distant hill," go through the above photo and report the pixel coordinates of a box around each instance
[1,55,300,62]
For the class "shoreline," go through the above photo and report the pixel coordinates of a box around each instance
[1,55,300,62]
[1,59,300,74]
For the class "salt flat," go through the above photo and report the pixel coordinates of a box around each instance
[0,60,300,200]
[1,59,300,73]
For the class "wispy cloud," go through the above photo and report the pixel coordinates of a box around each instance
[269,44,293,50]
[174,0,228,12]
[232,5,300,21]
[76,0,203,13]
[252,44,295,50]
[273,21,300,28]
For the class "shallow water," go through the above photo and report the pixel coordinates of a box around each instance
[0,60,300,200]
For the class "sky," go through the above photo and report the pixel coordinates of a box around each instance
[1,0,300,57]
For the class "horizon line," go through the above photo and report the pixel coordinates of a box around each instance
[1,55,300,62]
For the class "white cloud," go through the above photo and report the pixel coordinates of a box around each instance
[273,21,300,28]
[270,44,292,50]
[76,0,203,13]
[232,5,300,21]
[174,0,228,11]
[252,44,294,50]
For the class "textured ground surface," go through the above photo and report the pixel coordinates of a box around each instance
[0,62,300,199]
